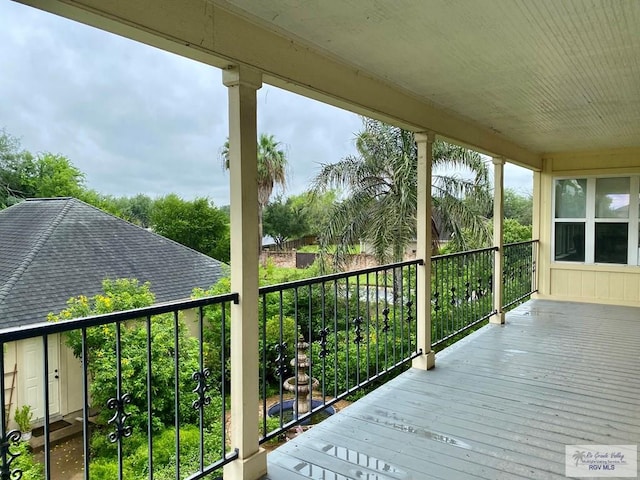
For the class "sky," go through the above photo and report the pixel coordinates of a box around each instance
[0,1,532,207]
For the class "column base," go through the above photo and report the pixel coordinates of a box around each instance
[412,350,436,370]
[489,312,505,324]
[223,448,267,480]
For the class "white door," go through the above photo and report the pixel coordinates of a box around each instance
[21,335,60,421]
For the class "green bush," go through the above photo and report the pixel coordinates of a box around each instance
[12,441,43,480]
[89,423,225,480]
[51,279,204,433]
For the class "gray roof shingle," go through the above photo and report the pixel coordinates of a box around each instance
[0,198,227,328]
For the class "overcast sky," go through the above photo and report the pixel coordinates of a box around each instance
[1,2,532,207]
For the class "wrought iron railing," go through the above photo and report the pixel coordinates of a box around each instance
[503,240,539,310]
[0,244,540,478]
[431,247,497,349]
[258,260,422,443]
[0,294,237,480]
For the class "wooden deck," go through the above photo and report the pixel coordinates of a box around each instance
[263,299,640,479]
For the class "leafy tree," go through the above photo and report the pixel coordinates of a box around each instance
[312,118,491,264]
[502,218,532,243]
[1,130,85,207]
[121,193,154,228]
[293,190,337,237]
[222,133,288,248]
[263,191,338,247]
[504,188,532,226]
[48,279,204,433]
[0,129,30,207]
[28,153,85,198]
[151,194,230,262]
[263,195,309,248]
[76,190,126,217]
[218,204,230,219]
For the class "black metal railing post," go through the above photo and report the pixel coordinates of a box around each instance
[502,240,539,310]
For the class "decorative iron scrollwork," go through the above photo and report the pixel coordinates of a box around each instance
[432,291,440,312]
[476,278,484,298]
[274,342,288,378]
[353,316,364,344]
[192,368,212,410]
[381,307,390,332]
[0,430,22,480]
[318,327,330,358]
[107,393,133,443]
[405,300,413,323]
[450,286,458,306]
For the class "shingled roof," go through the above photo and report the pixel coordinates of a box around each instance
[0,198,227,328]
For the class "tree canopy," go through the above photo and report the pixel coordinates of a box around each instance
[503,188,532,226]
[262,194,308,249]
[151,194,230,262]
[262,191,336,248]
[312,118,491,264]
[1,130,85,207]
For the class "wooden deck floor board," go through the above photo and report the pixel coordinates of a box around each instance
[388,374,639,437]
[305,420,537,480]
[354,382,634,445]
[404,368,640,421]
[264,300,640,479]
[442,359,640,398]
[352,391,618,449]
[297,427,506,480]
[337,408,567,477]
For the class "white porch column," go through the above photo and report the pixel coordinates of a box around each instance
[222,66,267,480]
[412,132,436,370]
[531,169,541,297]
[490,156,506,324]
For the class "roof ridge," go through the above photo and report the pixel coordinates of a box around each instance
[0,198,74,306]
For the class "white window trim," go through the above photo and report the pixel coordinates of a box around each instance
[552,174,640,266]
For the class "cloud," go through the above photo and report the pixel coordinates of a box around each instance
[0,2,532,207]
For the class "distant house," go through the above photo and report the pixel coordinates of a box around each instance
[0,197,227,425]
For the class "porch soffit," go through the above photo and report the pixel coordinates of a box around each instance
[217,0,640,155]
[16,1,640,168]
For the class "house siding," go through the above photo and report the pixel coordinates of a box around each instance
[537,147,640,307]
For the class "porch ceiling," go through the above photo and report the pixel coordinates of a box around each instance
[17,0,640,168]
[217,0,640,156]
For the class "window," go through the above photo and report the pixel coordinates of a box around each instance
[554,179,587,262]
[553,176,640,265]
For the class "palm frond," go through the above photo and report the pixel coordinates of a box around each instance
[313,118,491,263]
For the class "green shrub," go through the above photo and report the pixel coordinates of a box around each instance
[12,441,44,480]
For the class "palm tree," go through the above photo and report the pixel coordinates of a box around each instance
[222,133,288,249]
[312,118,491,265]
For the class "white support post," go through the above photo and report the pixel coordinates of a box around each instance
[222,65,267,480]
[412,132,436,370]
[490,156,506,324]
[531,170,541,296]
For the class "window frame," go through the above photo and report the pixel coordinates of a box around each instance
[552,175,640,266]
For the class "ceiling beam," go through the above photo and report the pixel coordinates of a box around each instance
[17,0,542,170]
